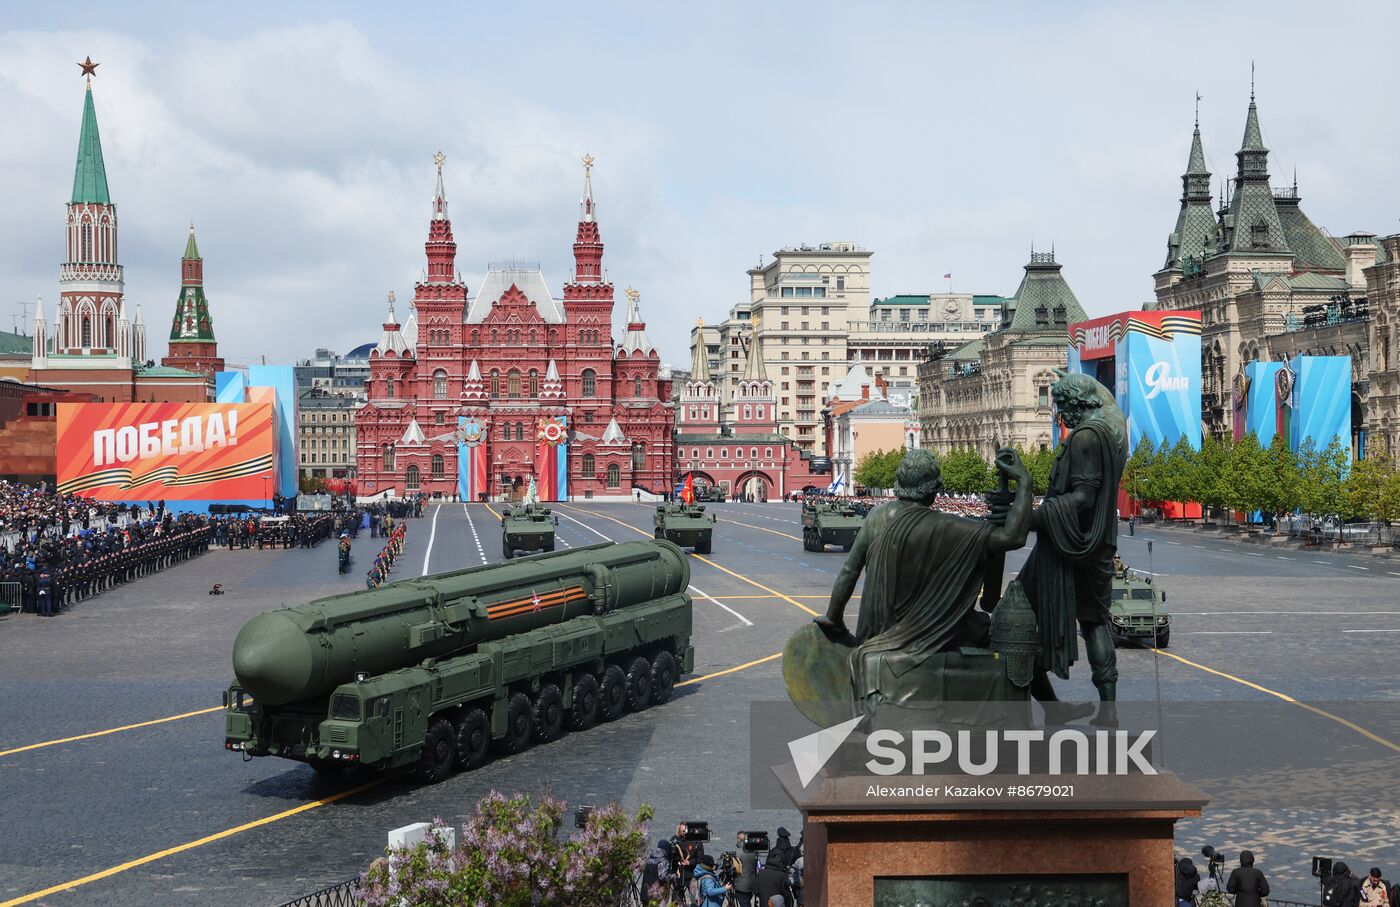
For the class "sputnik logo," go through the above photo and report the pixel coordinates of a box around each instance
[788,717,863,788]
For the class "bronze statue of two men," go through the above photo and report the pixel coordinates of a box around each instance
[788,372,1127,727]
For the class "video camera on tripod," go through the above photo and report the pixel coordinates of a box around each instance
[676,821,710,843]
[1201,845,1228,889]
[737,831,770,853]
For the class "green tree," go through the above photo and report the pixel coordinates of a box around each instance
[1346,450,1400,538]
[1298,437,1351,541]
[940,447,993,494]
[1257,435,1301,523]
[1123,438,1161,508]
[1024,445,1057,496]
[855,448,904,492]
[1184,435,1231,522]
[1221,433,1271,520]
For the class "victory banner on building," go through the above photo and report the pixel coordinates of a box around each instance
[56,402,276,501]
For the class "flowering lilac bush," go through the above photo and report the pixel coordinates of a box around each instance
[360,792,653,907]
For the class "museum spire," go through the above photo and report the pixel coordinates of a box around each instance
[72,58,110,205]
[571,154,605,284]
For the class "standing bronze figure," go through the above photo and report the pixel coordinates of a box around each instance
[1017,372,1128,721]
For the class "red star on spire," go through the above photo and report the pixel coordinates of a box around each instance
[78,56,99,78]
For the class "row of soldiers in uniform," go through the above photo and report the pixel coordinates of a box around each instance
[3,515,212,617]
[365,524,407,589]
[212,514,340,550]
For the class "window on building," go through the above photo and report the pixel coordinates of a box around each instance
[814,288,826,298]
[688,405,697,420]
[781,287,794,297]
[433,369,448,399]
[491,329,498,344]
[606,463,620,488]
[781,352,790,360]
[529,370,539,397]
[692,448,699,459]
[632,441,645,471]
[780,306,789,315]
[720,448,728,459]
[836,276,845,291]
[633,375,642,397]
[471,330,479,345]
[382,444,395,470]
[582,369,597,397]
[431,454,444,479]
[435,412,444,424]
[707,448,714,459]
[582,453,596,476]
[756,405,765,419]
[81,316,92,348]
[743,405,751,420]
[1038,385,1050,407]
[508,370,521,399]
[490,370,500,398]
[406,465,420,490]
[765,447,773,458]
[386,377,395,398]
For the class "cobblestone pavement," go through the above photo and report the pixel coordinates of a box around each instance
[0,503,1396,904]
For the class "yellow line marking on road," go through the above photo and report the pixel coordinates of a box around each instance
[1153,649,1400,755]
[0,705,223,758]
[0,778,384,907]
[693,555,820,616]
[483,502,502,521]
[678,652,782,687]
[558,505,819,616]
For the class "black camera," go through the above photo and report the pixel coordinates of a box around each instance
[574,805,594,829]
[717,851,739,885]
[738,831,770,853]
[677,821,710,843]
[1312,856,1333,879]
[1201,846,1226,870]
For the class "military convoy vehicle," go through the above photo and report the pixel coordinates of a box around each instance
[653,503,715,554]
[801,500,865,552]
[501,503,558,559]
[1108,566,1170,648]
[224,540,693,783]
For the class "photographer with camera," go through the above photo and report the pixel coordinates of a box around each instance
[1225,850,1270,907]
[731,833,760,907]
[693,854,732,907]
[641,839,677,904]
[1175,856,1202,906]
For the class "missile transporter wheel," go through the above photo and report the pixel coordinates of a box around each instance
[1154,630,1170,649]
[543,540,555,552]
[599,665,627,721]
[650,651,677,705]
[415,717,457,784]
[569,673,600,731]
[502,540,514,560]
[694,535,712,555]
[499,691,533,755]
[532,683,565,743]
[625,656,654,712]
[454,707,490,771]
[654,527,664,540]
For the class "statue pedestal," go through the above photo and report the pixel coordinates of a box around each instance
[775,767,1207,906]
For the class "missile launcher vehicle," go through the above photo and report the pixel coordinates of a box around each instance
[653,502,715,554]
[501,503,558,559]
[800,499,865,552]
[224,540,693,783]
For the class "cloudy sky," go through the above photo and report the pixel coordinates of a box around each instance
[3,2,1398,368]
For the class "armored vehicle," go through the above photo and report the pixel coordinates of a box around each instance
[801,500,865,552]
[653,503,715,554]
[224,540,693,783]
[1108,566,1170,647]
[501,504,558,559]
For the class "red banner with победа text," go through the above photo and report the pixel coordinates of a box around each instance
[56,402,277,501]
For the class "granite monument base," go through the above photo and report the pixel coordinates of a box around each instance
[776,768,1207,907]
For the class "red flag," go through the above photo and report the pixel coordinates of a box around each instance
[681,474,695,504]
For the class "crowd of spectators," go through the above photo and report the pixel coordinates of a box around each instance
[0,481,211,616]
[1175,851,1397,906]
